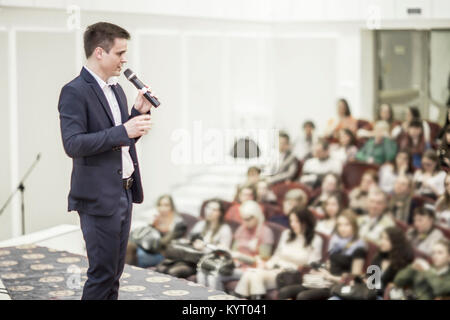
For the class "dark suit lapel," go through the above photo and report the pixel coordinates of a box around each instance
[80,67,115,126]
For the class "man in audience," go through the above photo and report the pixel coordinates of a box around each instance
[292,120,318,161]
[300,139,342,189]
[388,174,419,224]
[356,121,397,165]
[358,187,395,244]
[407,206,445,256]
[266,131,299,185]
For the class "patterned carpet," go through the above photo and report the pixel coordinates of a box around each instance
[0,244,236,300]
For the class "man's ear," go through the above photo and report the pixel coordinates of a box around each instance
[93,47,103,60]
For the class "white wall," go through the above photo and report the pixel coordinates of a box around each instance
[0,3,449,240]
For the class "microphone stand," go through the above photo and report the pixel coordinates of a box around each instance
[0,153,41,235]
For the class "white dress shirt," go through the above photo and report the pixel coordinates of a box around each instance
[84,66,134,179]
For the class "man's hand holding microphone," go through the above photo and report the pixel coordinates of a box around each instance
[123,86,158,138]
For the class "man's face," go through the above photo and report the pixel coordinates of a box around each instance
[431,243,449,269]
[367,192,386,217]
[304,124,313,136]
[98,38,128,78]
[279,137,289,153]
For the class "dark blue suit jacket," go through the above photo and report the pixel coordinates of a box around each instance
[58,67,146,216]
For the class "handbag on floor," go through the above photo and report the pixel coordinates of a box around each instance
[130,225,162,254]
[164,239,206,264]
[330,277,377,300]
[197,250,235,276]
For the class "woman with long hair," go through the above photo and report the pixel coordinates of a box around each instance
[413,149,446,200]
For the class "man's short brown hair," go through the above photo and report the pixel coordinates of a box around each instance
[84,22,130,58]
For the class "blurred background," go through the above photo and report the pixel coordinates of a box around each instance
[0,0,449,246]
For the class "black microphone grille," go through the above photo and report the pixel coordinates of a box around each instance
[123,68,134,80]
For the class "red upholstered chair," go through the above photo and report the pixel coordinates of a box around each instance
[357,119,373,131]
[260,202,284,221]
[179,212,200,236]
[271,181,312,206]
[341,161,380,190]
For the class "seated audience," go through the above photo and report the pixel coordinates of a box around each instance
[266,131,299,185]
[234,208,322,299]
[379,150,414,194]
[278,210,367,300]
[407,207,445,256]
[393,239,450,300]
[269,189,308,228]
[358,187,395,245]
[300,139,342,189]
[241,166,262,188]
[413,150,446,200]
[356,121,397,165]
[435,172,450,227]
[133,195,187,268]
[292,120,318,161]
[316,192,344,236]
[348,169,379,215]
[197,200,274,291]
[397,120,430,169]
[357,103,400,139]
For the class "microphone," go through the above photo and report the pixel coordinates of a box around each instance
[123,68,160,108]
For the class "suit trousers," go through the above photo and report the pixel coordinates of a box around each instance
[78,187,132,300]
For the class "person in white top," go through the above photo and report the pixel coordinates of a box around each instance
[300,140,342,189]
[316,192,344,236]
[292,120,318,161]
[413,150,446,200]
[234,208,323,299]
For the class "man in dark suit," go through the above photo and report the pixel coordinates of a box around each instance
[58,22,155,300]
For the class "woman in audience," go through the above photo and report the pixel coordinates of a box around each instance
[407,206,445,256]
[329,128,358,166]
[379,150,414,194]
[269,188,308,228]
[435,172,450,227]
[393,239,450,300]
[397,120,430,169]
[325,98,358,139]
[316,192,344,236]
[355,121,397,165]
[369,227,415,297]
[234,208,323,299]
[348,169,378,215]
[413,150,446,200]
[392,106,431,144]
[310,172,342,213]
[225,183,258,223]
[134,195,187,268]
[197,200,274,291]
[278,210,367,300]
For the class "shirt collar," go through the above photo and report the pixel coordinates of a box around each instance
[83,65,118,89]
